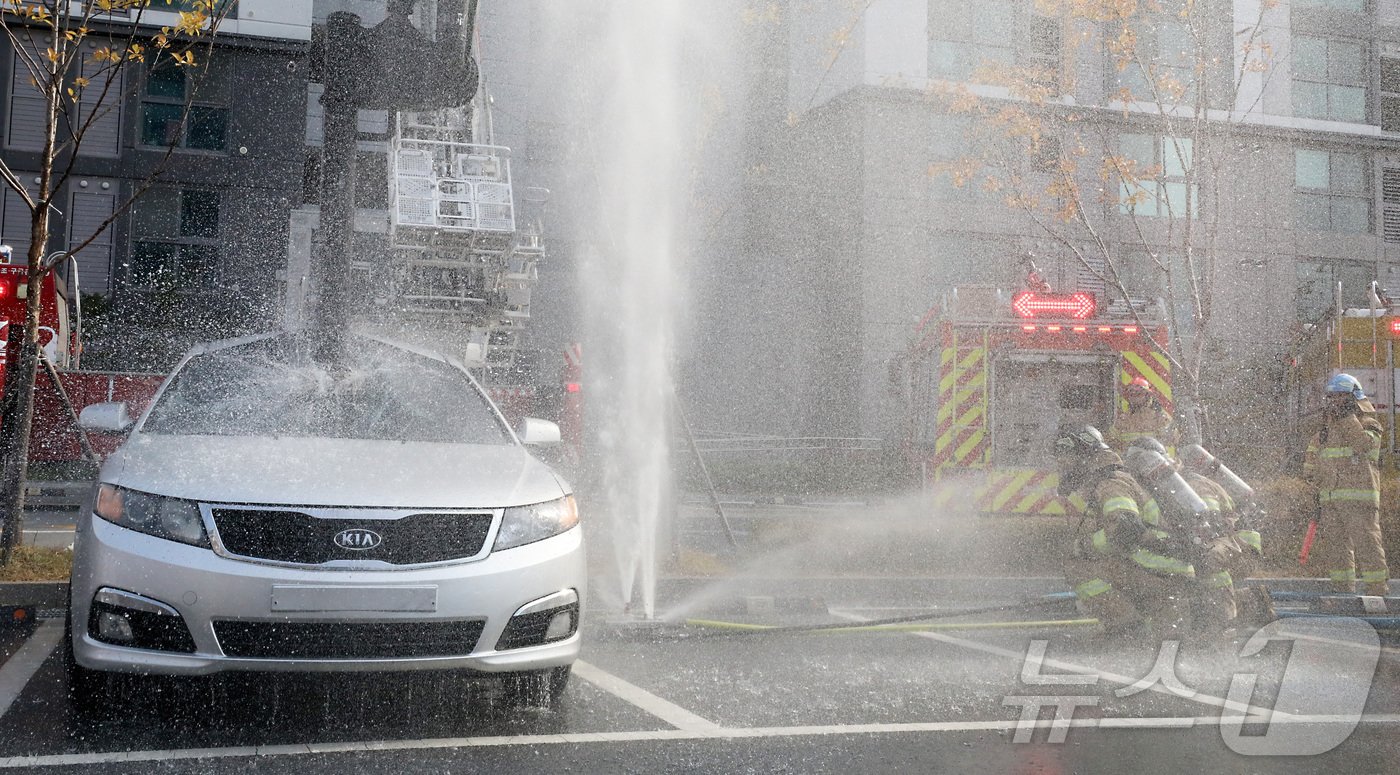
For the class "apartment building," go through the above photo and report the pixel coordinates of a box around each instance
[697,0,1400,456]
[0,2,312,369]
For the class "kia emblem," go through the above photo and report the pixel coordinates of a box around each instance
[334,528,383,551]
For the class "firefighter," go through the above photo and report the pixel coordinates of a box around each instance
[1054,424,1195,638]
[1109,377,1177,453]
[1303,373,1389,595]
[1126,437,1242,635]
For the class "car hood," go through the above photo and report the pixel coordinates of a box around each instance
[102,433,566,508]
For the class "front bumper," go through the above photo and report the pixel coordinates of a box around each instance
[70,515,585,676]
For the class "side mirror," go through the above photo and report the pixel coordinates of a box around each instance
[516,417,561,446]
[79,402,134,434]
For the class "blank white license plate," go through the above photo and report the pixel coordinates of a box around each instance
[270,585,438,613]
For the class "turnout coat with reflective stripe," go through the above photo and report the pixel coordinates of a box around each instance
[1073,465,1195,578]
[1304,412,1382,505]
[1108,405,1177,451]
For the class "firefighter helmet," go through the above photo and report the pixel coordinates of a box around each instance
[1053,424,1110,457]
[1325,373,1366,400]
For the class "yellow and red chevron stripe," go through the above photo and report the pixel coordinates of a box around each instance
[1119,349,1172,413]
[929,468,1068,515]
[932,333,990,473]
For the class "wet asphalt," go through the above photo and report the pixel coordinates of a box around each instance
[0,577,1397,774]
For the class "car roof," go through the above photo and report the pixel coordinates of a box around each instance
[181,329,455,367]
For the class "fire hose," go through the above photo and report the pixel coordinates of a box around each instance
[680,595,1090,636]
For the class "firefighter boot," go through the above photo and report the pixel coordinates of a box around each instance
[1235,585,1277,631]
[1079,587,1147,640]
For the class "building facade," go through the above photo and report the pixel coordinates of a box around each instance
[688,0,1400,466]
[0,2,312,370]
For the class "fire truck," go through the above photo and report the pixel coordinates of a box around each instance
[0,262,164,465]
[898,285,1172,516]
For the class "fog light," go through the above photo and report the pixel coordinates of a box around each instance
[496,589,581,650]
[88,588,197,653]
[96,611,134,642]
[545,610,573,640]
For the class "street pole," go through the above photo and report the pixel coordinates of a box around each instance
[313,11,363,365]
[309,1,477,366]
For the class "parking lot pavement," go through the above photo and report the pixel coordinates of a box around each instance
[0,586,1399,772]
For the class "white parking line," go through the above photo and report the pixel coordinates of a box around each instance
[828,609,1283,720]
[572,659,720,732]
[0,620,61,721]
[2,713,1400,769]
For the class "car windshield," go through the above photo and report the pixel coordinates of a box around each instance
[140,334,512,444]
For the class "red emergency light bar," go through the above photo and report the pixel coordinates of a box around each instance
[1018,324,1145,335]
[1012,291,1096,320]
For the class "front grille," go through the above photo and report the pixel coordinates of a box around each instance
[213,619,485,659]
[211,508,494,565]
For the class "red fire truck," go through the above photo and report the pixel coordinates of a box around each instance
[0,263,165,463]
[897,285,1172,516]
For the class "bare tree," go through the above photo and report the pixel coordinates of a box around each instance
[0,0,232,564]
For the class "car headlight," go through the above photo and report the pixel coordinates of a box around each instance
[94,484,210,548]
[493,495,579,551]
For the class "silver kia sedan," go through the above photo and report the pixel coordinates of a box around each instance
[66,331,584,710]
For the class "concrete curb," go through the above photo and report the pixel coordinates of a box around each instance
[0,582,67,609]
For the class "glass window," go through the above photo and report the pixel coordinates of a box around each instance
[1293,81,1328,118]
[1107,10,1199,106]
[142,335,513,444]
[928,0,1052,87]
[1296,192,1332,231]
[1118,135,1197,219]
[1293,36,1327,80]
[141,57,227,152]
[130,241,177,288]
[1294,149,1370,232]
[1296,149,1331,189]
[1163,182,1193,217]
[179,191,219,238]
[181,244,220,288]
[1329,40,1364,78]
[1121,181,1159,216]
[1293,35,1368,121]
[1331,152,1365,191]
[145,61,185,99]
[1333,197,1371,232]
[186,106,228,151]
[1297,258,1375,321]
[1163,138,1192,177]
[140,103,184,146]
[1332,85,1366,122]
